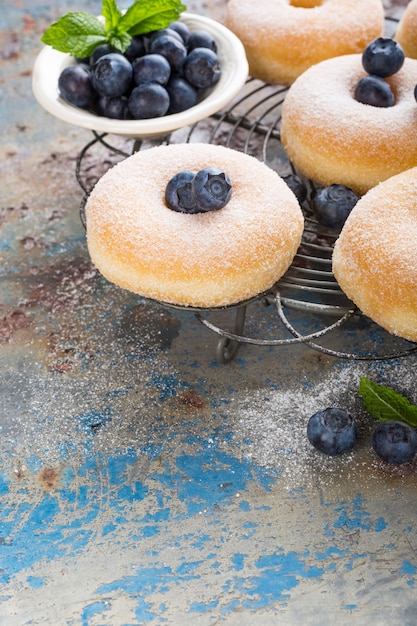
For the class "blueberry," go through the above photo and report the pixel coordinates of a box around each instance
[362,38,405,78]
[149,34,187,71]
[372,421,417,465]
[354,75,394,108]
[307,407,357,456]
[312,184,359,230]
[165,170,197,212]
[168,21,191,46]
[133,54,171,86]
[282,174,307,205]
[184,48,221,89]
[128,83,170,119]
[124,35,146,61]
[192,167,232,212]
[187,30,218,53]
[99,95,132,120]
[148,28,184,46]
[414,83,417,103]
[166,76,198,113]
[89,43,116,67]
[58,64,96,108]
[92,53,133,97]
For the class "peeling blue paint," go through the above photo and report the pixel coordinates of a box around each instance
[81,600,110,625]
[0,436,412,620]
[26,575,45,589]
[401,560,417,575]
[229,551,325,608]
[333,495,386,532]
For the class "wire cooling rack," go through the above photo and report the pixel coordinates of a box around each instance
[76,71,417,363]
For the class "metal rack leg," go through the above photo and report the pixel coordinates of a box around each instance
[215,304,247,364]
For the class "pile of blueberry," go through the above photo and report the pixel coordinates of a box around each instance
[307,407,417,465]
[165,167,232,213]
[283,174,359,230]
[354,37,405,107]
[58,22,222,120]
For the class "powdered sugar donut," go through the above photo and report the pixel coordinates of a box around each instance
[85,143,304,308]
[332,166,417,342]
[224,0,384,85]
[280,54,417,194]
[396,0,417,59]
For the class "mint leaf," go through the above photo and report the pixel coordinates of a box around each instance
[41,12,107,57]
[41,0,187,56]
[359,377,417,428]
[102,0,122,31]
[108,31,132,52]
[124,0,187,36]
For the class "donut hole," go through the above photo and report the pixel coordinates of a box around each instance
[289,0,323,6]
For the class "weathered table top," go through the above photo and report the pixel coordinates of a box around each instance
[1,1,417,625]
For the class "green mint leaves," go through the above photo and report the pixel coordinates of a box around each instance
[41,0,186,57]
[359,376,417,428]
[41,13,108,58]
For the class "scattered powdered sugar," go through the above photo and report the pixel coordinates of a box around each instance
[229,360,417,492]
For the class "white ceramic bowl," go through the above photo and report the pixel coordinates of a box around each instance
[32,13,248,139]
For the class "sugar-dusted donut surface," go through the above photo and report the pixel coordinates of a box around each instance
[396,0,417,59]
[224,0,384,85]
[332,166,417,342]
[281,54,417,195]
[85,143,304,308]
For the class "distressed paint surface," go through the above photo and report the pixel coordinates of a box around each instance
[1,1,417,624]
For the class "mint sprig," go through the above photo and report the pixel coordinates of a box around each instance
[41,0,186,57]
[359,376,417,428]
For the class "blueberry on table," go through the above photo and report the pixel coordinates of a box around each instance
[133,54,171,86]
[372,421,417,465]
[282,174,307,205]
[58,64,96,108]
[354,75,394,108]
[165,170,197,213]
[166,76,198,114]
[184,48,221,90]
[414,83,417,103]
[128,83,170,119]
[307,407,357,456]
[312,184,359,230]
[362,37,405,78]
[92,53,133,97]
[192,167,232,212]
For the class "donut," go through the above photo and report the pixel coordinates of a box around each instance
[396,0,417,60]
[280,54,417,195]
[332,166,417,343]
[85,143,304,308]
[224,0,384,85]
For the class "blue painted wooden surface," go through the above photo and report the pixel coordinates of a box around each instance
[1,1,416,624]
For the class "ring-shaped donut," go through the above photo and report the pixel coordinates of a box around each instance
[85,143,304,308]
[396,0,417,60]
[224,0,384,85]
[332,166,417,342]
[281,54,417,194]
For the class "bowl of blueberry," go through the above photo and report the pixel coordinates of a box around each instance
[32,1,249,139]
